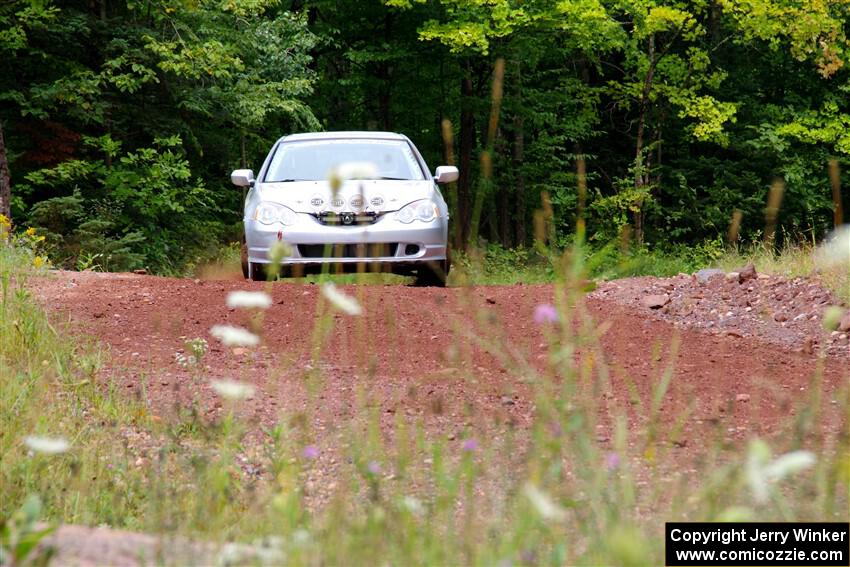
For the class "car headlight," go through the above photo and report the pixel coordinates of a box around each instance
[394,199,439,224]
[254,202,297,225]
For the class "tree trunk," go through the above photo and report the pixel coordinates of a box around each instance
[513,115,526,246]
[828,159,843,227]
[0,120,11,221]
[240,130,247,168]
[378,12,393,131]
[498,159,510,247]
[633,34,656,247]
[512,59,526,247]
[457,65,475,249]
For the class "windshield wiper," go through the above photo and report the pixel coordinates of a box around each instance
[272,179,309,182]
[378,176,409,181]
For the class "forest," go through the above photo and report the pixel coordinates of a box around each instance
[2,2,849,562]
[1,0,848,273]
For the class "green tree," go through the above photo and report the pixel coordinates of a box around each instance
[2,0,318,269]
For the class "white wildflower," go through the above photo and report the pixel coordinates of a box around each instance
[332,161,379,180]
[216,540,284,567]
[211,379,256,400]
[226,291,272,310]
[746,439,816,503]
[290,530,311,546]
[815,225,850,269]
[321,283,363,316]
[25,436,70,455]
[523,482,567,522]
[763,451,816,480]
[210,324,260,347]
[185,337,208,359]
[400,496,424,516]
[174,352,197,368]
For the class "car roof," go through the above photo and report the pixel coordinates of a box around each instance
[278,131,408,143]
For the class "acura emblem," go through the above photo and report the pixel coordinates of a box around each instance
[341,213,355,225]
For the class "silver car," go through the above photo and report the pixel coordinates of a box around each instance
[231,131,458,285]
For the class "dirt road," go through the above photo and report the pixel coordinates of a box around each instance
[29,270,847,462]
[21,267,850,567]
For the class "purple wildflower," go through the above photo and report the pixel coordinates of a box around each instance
[367,461,381,475]
[605,452,620,470]
[302,445,319,460]
[462,438,479,452]
[533,304,558,325]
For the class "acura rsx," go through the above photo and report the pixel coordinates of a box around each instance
[231,131,458,286]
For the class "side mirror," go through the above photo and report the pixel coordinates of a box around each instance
[434,165,459,184]
[231,169,255,187]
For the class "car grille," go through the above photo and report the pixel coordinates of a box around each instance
[314,212,379,226]
[297,243,399,258]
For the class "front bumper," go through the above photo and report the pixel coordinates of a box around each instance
[245,213,448,266]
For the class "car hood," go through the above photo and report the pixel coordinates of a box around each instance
[255,179,435,213]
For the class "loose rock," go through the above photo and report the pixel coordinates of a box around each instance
[839,311,850,333]
[695,268,724,284]
[590,268,845,357]
[738,262,757,283]
[642,294,671,309]
[801,336,815,355]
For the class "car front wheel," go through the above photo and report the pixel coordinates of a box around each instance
[248,263,266,282]
[414,260,449,287]
[241,237,249,279]
[250,263,293,281]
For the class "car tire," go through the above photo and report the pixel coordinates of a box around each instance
[249,263,267,282]
[249,263,293,281]
[241,237,249,279]
[415,260,448,287]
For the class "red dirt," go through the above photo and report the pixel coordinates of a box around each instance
[29,270,847,463]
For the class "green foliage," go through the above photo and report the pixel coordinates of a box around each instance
[23,137,219,271]
[450,237,729,284]
[3,0,850,272]
[417,0,529,55]
[0,496,56,567]
[588,236,726,279]
[453,244,553,284]
[778,98,850,155]
[1,0,317,272]
[719,0,849,77]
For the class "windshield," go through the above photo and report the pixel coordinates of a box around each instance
[265,139,425,182]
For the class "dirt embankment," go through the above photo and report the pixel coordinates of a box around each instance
[589,267,849,357]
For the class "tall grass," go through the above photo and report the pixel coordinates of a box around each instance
[1,229,848,565]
